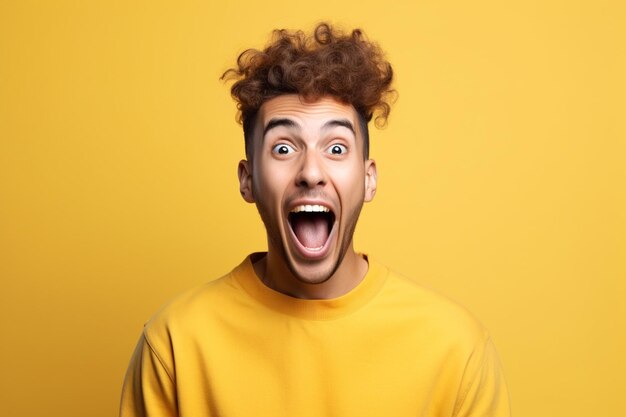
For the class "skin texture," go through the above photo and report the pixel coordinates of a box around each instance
[238,95,377,299]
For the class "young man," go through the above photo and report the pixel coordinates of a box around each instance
[120,23,510,417]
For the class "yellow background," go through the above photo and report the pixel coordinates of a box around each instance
[1,1,624,416]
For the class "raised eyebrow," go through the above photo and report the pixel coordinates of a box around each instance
[322,119,356,136]
[263,118,299,137]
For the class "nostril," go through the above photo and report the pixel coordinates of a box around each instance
[295,159,326,187]
[297,176,326,187]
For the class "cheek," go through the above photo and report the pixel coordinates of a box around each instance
[333,165,366,201]
[254,164,290,203]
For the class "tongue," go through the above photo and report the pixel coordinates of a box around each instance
[292,214,329,249]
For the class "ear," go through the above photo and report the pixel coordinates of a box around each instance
[238,159,255,203]
[364,159,377,202]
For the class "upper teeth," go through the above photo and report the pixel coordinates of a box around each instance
[291,204,330,213]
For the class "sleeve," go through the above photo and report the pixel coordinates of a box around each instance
[453,337,511,417]
[119,333,179,417]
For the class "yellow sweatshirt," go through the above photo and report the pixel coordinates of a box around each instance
[120,254,510,416]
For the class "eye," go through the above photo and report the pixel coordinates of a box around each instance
[327,144,348,155]
[272,143,295,155]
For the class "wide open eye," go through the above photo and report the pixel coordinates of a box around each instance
[327,144,348,155]
[272,143,295,155]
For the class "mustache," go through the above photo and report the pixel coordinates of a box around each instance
[284,190,338,213]
[286,190,332,203]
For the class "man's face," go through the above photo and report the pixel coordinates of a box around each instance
[238,95,377,285]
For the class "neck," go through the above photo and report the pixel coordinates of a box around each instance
[252,248,368,300]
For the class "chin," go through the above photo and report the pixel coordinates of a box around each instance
[290,266,334,285]
[285,248,346,286]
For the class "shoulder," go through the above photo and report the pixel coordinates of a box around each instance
[141,257,254,349]
[373,261,490,347]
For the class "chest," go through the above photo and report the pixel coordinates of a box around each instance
[171,315,465,417]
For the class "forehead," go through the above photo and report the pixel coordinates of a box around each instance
[258,95,359,129]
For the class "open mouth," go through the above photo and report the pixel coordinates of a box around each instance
[288,205,335,251]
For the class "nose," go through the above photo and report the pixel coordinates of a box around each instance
[295,151,326,188]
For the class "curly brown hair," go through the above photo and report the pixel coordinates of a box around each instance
[221,23,395,158]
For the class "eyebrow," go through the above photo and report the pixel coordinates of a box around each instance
[263,118,356,137]
[263,118,298,137]
[322,119,355,136]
